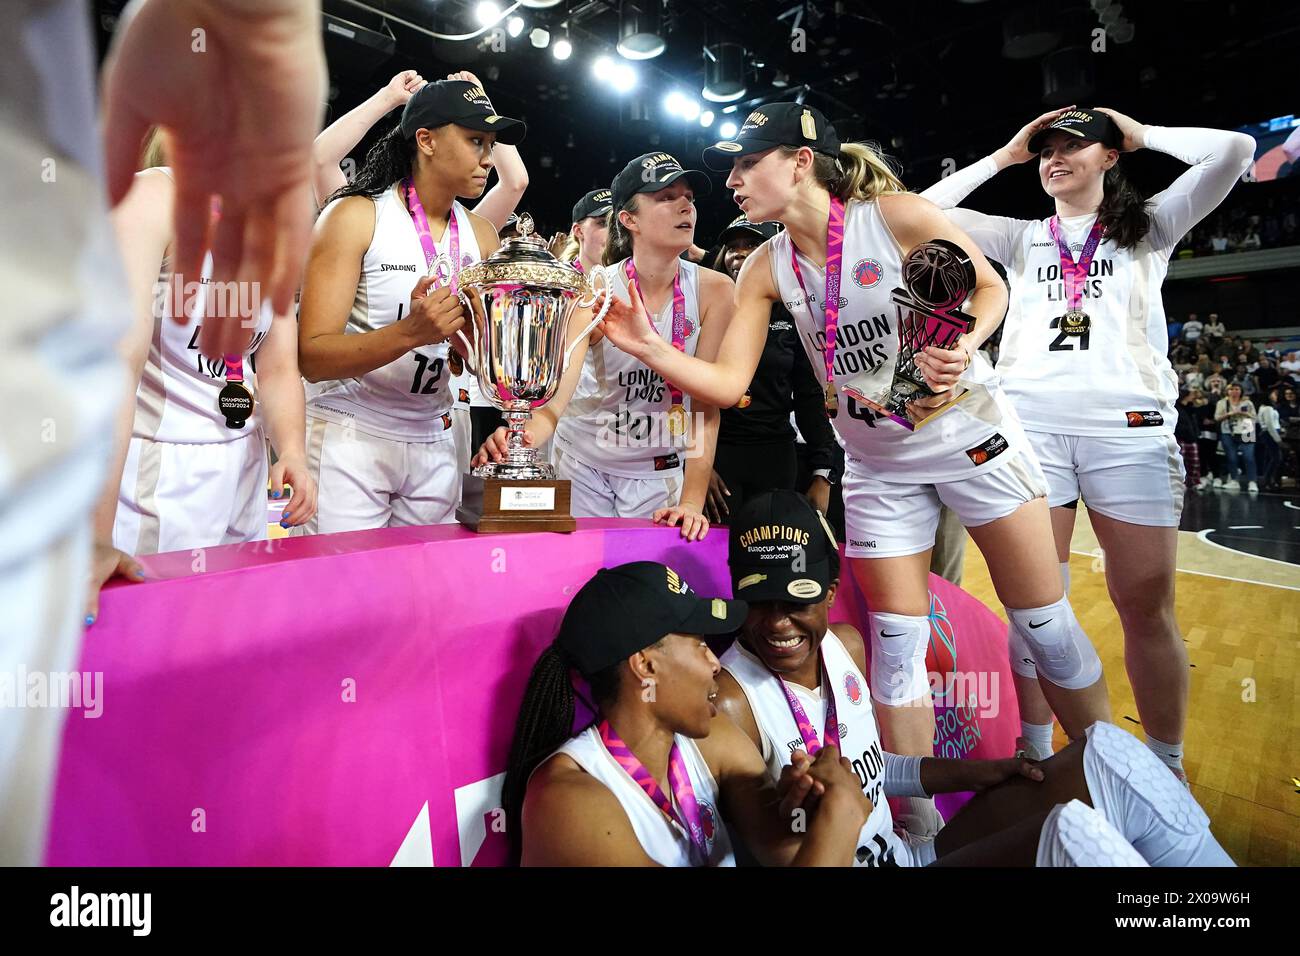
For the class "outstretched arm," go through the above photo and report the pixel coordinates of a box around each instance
[598,244,775,409]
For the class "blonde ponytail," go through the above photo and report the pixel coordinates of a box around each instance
[139,126,170,170]
[782,140,906,202]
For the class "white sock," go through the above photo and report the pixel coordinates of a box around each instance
[1144,733,1185,772]
[1020,721,1055,760]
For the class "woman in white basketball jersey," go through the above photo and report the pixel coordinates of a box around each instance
[476,153,726,541]
[502,561,872,866]
[297,80,524,532]
[596,104,1112,816]
[103,131,317,557]
[920,107,1255,778]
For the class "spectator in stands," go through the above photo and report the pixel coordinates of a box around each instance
[1257,391,1283,491]
[1216,383,1259,493]
[1241,339,1260,362]
[1205,364,1228,396]
[1210,228,1229,254]
[1166,314,1184,344]
[1281,351,1300,381]
[1182,313,1203,345]
[1239,227,1262,251]
[1203,313,1225,350]
[1254,356,1279,396]
[1193,390,1223,489]
[1184,366,1205,391]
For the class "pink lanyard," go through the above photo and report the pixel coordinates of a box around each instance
[770,651,840,755]
[598,719,709,865]
[404,178,460,293]
[788,196,846,417]
[1047,216,1103,313]
[573,259,584,275]
[210,197,253,406]
[623,258,687,415]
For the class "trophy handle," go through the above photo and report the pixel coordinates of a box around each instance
[454,289,482,373]
[563,265,614,371]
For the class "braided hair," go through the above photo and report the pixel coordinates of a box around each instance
[323,122,416,206]
[501,637,661,863]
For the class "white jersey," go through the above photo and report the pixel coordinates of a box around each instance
[135,195,274,444]
[553,258,703,478]
[920,126,1256,438]
[770,199,1029,483]
[996,213,1179,436]
[721,631,911,867]
[549,725,735,867]
[308,186,481,442]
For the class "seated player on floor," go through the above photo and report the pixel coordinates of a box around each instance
[716,490,1236,867]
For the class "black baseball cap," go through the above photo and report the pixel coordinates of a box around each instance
[399,79,526,145]
[1027,108,1122,154]
[729,490,840,605]
[717,214,781,247]
[555,562,747,676]
[610,152,712,214]
[703,102,840,171]
[571,188,614,225]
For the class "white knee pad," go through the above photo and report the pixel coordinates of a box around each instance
[1035,800,1148,867]
[1082,721,1236,867]
[1007,596,1102,691]
[1007,621,1039,679]
[867,611,931,706]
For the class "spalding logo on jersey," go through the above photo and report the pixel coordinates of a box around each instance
[852,258,884,289]
[843,672,863,705]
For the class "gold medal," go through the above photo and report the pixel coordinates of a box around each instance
[824,380,839,418]
[668,403,688,436]
[736,393,752,409]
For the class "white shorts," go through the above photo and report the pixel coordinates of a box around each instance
[843,449,1048,559]
[297,416,459,534]
[1027,431,1185,527]
[553,446,682,519]
[113,430,270,555]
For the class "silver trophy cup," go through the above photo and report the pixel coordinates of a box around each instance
[842,238,977,430]
[436,214,612,480]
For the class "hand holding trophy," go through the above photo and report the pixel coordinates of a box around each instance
[842,239,977,431]
[444,214,614,531]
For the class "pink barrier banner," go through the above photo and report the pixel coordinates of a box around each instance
[46,520,1018,866]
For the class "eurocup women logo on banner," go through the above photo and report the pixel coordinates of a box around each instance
[926,590,957,681]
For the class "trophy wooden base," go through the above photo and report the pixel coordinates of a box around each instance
[456,474,577,533]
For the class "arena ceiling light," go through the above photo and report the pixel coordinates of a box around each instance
[506,16,525,38]
[718,120,738,138]
[593,55,638,92]
[663,91,701,121]
[553,36,573,60]
[699,110,715,127]
[475,1,502,27]
[617,0,666,60]
[702,42,747,102]
[518,0,561,7]
[529,27,550,48]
